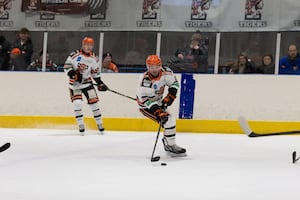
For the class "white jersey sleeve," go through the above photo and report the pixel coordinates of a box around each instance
[63,50,78,74]
[137,73,157,109]
[91,58,101,79]
[162,66,180,91]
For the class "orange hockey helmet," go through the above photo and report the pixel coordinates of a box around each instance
[82,37,94,46]
[146,55,162,76]
[146,55,162,66]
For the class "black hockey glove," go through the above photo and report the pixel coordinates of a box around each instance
[162,88,177,109]
[98,83,109,91]
[68,69,82,83]
[94,77,109,91]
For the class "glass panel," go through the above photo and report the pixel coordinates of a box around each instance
[47,31,100,72]
[280,32,300,55]
[0,30,43,71]
[219,32,277,74]
[102,31,157,72]
[160,32,215,73]
[279,32,300,74]
[0,30,283,74]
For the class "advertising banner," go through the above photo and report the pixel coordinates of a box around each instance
[0,0,298,31]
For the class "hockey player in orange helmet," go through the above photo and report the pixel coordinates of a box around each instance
[146,54,162,77]
[81,37,94,53]
[137,55,186,157]
[64,36,108,135]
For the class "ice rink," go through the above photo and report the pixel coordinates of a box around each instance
[1,128,300,200]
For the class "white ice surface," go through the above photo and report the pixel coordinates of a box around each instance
[1,128,300,200]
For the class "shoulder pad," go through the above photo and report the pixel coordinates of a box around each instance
[69,50,80,57]
[162,65,173,73]
[90,52,96,57]
[141,78,152,88]
[141,72,152,87]
[143,72,151,81]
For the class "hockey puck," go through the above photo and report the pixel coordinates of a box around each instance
[161,162,167,166]
[0,142,11,153]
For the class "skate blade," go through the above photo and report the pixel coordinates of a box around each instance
[98,131,105,135]
[167,152,187,158]
[79,130,85,136]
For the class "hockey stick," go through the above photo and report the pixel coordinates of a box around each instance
[93,84,136,101]
[292,151,300,164]
[107,89,136,101]
[238,116,300,137]
[0,142,11,153]
[150,122,162,162]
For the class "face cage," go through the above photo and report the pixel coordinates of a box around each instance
[82,44,94,52]
[147,64,161,74]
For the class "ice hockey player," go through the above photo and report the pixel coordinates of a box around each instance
[64,37,108,135]
[137,55,186,157]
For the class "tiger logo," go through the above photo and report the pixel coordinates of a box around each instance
[191,0,212,20]
[142,0,160,19]
[0,0,13,19]
[245,0,264,20]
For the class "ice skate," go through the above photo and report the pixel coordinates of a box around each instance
[162,137,187,157]
[79,124,85,136]
[97,124,105,135]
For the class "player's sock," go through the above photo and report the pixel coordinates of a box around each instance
[90,103,104,134]
[73,99,85,133]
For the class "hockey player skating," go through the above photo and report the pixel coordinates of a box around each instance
[64,37,108,135]
[137,55,186,157]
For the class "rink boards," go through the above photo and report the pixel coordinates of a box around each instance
[1,115,300,134]
[1,72,300,133]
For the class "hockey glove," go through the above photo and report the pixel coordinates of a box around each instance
[94,77,109,91]
[162,87,177,109]
[68,69,82,83]
[154,108,169,125]
[162,93,176,109]
[98,83,109,91]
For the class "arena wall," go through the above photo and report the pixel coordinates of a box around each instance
[1,72,300,133]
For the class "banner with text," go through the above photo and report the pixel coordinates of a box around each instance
[0,0,299,31]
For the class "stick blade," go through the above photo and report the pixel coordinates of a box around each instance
[0,142,11,153]
[293,151,297,164]
[237,116,253,137]
[151,156,160,162]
